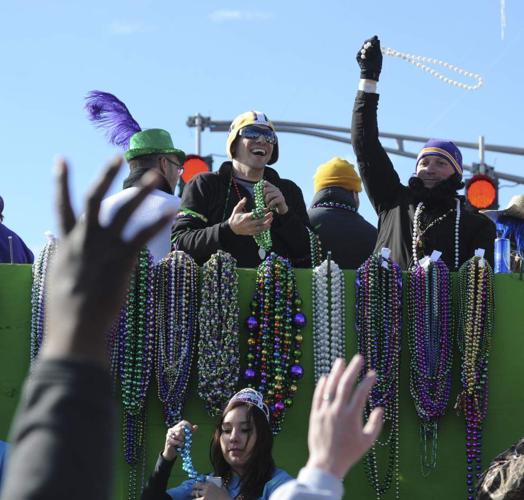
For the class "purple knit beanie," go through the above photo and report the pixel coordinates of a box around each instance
[416,139,463,177]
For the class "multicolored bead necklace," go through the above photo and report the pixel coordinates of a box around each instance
[307,227,323,268]
[311,201,357,212]
[197,250,240,416]
[155,251,198,427]
[312,256,346,382]
[455,255,494,500]
[30,233,58,363]
[115,248,156,499]
[244,253,306,434]
[252,180,272,259]
[356,251,402,500]
[407,258,453,476]
[412,199,461,270]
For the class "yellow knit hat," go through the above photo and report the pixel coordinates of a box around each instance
[313,157,362,193]
[226,111,279,165]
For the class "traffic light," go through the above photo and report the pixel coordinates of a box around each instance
[465,173,498,210]
[178,154,213,196]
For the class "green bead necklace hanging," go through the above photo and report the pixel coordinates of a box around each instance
[252,180,272,259]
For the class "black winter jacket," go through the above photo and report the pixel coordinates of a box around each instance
[308,187,377,269]
[351,91,496,270]
[172,162,312,268]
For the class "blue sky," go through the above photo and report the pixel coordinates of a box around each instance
[1,0,523,254]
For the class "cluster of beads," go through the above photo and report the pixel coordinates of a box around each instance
[252,180,272,257]
[30,233,58,363]
[244,253,306,434]
[455,256,494,500]
[197,251,240,416]
[116,248,156,467]
[307,227,323,268]
[155,251,198,427]
[356,252,402,500]
[407,259,453,476]
[412,199,461,270]
[312,257,345,382]
[382,46,484,91]
[177,425,205,482]
[311,201,357,212]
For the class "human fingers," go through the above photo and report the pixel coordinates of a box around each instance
[130,209,177,250]
[346,369,376,416]
[85,156,123,228]
[333,354,364,409]
[362,407,384,444]
[54,158,76,236]
[231,197,247,216]
[322,358,346,404]
[312,375,328,413]
[110,169,161,234]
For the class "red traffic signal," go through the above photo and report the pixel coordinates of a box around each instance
[465,174,498,210]
[181,155,212,184]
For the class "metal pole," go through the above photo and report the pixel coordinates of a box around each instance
[479,135,486,174]
[195,114,202,156]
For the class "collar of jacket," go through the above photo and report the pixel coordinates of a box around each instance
[218,161,282,185]
[310,186,357,209]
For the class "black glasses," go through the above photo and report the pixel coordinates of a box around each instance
[163,156,184,174]
[238,125,277,145]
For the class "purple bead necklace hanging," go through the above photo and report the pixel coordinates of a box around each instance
[355,250,402,500]
[115,248,156,499]
[197,250,240,416]
[244,253,306,434]
[455,253,494,500]
[155,251,198,427]
[30,232,58,363]
[407,257,453,476]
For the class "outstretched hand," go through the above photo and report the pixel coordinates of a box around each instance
[228,197,273,236]
[42,156,176,367]
[305,355,383,480]
[356,35,382,82]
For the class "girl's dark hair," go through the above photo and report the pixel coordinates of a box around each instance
[210,402,274,500]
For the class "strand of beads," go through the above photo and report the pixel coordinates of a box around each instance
[307,227,323,268]
[114,248,155,500]
[356,252,402,500]
[455,255,494,500]
[382,46,484,91]
[197,251,240,416]
[155,251,198,427]
[407,258,453,476]
[312,258,346,382]
[252,180,272,259]
[244,253,306,434]
[177,426,206,482]
[30,232,58,363]
[311,201,357,212]
[412,199,461,270]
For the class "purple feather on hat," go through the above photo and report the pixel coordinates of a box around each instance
[85,90,141,149]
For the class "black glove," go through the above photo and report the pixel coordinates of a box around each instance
[356,35,382,81]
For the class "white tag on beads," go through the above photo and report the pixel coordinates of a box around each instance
[258,247,266,260]
[420,256,431,270]
[380,247,391,268]
[475,248,485,267]
[430,250,442,262]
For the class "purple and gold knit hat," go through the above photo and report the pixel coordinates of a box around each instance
[416,139,463,177]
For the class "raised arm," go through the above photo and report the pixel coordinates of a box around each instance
[351,36,403,214]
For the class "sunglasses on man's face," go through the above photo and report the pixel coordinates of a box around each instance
[163,156,184,174]
[238,126,277,145]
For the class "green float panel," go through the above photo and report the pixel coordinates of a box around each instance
[0,264,523,499]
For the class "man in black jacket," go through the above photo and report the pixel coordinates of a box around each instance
[172,111,312,268]
[351,36,495,270]
[308,157,376,269]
